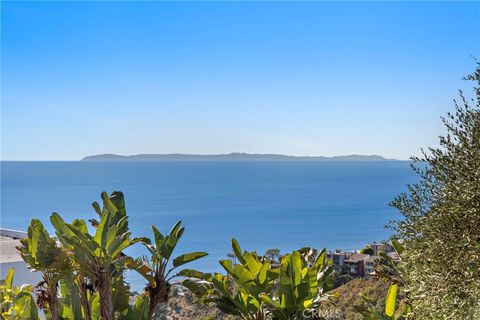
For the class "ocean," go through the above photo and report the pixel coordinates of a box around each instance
[1,161,416,290]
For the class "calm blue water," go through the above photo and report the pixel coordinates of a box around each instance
[1,161,415,290]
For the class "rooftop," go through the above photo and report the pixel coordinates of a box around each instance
[0,229,26,263]
[345,253,368,263]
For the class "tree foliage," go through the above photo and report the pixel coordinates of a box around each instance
[50,191,140,320]
[259,247,333,319]
[128,222,207,319]
[0,268,38,320]
[391,63,480,318]
[356,283,412,320]
[17,219,70,320]
[182,240,333,320]
[1,191,207,320]
[182,239,277,320]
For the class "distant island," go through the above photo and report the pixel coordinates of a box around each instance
[81,153,397,161]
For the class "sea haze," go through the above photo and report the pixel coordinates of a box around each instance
[1,161,416,290]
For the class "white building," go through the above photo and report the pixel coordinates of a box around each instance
[0,228,41,286]
[364,255,381,276]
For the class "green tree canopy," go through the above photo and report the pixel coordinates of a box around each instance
[360,247,374,255]
[391,63,480,318]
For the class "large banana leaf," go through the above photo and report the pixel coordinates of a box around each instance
[121,293,149,320]
[128,220,207,320]
[182,239,276,320]
[260,248,333,319]
[359,283,402,320]
[173,252,208,268]
[4,268,14,291]
[384,283,398,319]
[13,291,38,319]
[1,268,39,320]
[60,273,83,320]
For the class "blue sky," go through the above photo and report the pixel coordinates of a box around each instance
[1,1,479,160]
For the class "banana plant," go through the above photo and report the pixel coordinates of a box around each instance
[357,283,412,320]
[16,219,71,320]
[57,272,84,320]
[0,268,38,320]
[259,247,334,319]
[53,217,96,320]
[50,191,140,320]
[128,222,208,320]
[120,293,149,320]
[181,239,278,320]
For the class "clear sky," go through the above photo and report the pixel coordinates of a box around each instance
[1,1,479,160]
